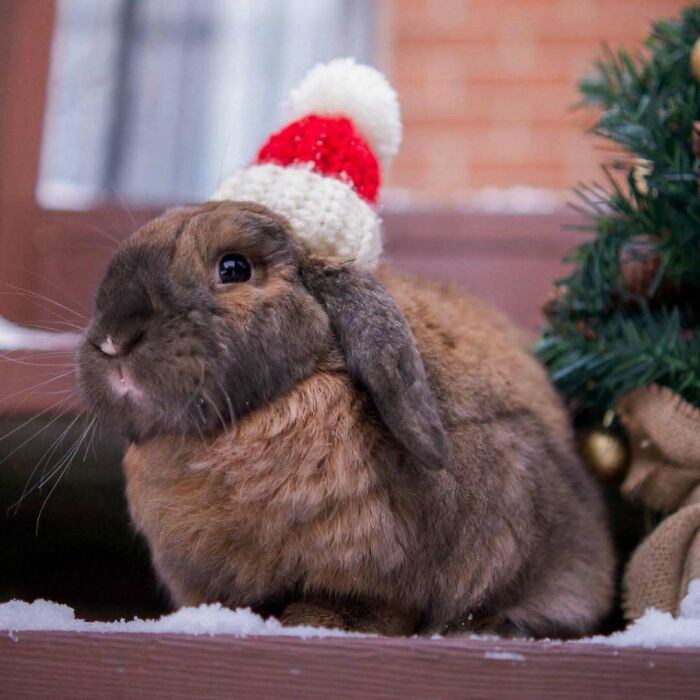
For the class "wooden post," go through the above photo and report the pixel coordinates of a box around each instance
[0,1,56,322]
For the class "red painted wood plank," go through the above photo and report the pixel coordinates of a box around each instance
[1,632,698,700]
[0,0,55,322]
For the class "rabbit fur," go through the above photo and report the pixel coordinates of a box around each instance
[78,201,615,637]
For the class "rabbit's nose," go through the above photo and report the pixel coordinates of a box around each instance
[94,280,152,356]
[97,329,145,357]
[99,335,119,356]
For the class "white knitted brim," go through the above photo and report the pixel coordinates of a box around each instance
[210,163,382,269]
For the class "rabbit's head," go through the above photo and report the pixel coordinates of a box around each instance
[78,201,448,467]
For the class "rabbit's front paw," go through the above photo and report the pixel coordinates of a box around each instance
[280,598,417,635]
[279,601,345,630]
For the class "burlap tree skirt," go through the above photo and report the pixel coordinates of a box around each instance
[623,504,700,619]
[617,385,700,620]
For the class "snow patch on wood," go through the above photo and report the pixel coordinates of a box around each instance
[0,600,365,638]
[3,598,700,648]
[0,318,80,351]
[582,609,700,649]
[484,650,526,661]
[680,580,700,619]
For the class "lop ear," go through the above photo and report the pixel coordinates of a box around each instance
[301,259,449,469]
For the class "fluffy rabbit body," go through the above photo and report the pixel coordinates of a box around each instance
[79,201,614,636]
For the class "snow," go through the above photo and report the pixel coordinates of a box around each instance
[680,579,700,619]
[461,186,564,215]
[0,317,80,352]
[583,609,700,649]
[484,650,526,661]
[576,578,700,649]
[0,600,363,638]
[3,598,700,648]
[381,186,566,214]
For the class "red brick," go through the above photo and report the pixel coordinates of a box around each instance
[384,0,687,199]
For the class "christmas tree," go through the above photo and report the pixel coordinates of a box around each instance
[537,5,700,422]
[537,6,700,622]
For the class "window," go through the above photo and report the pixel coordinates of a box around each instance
[37,0,374,208]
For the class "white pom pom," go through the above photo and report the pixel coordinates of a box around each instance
[288,58,402,170]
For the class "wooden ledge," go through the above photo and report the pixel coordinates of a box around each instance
[1,631,699,699]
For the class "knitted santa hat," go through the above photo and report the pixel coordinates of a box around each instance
[210,58,401,269]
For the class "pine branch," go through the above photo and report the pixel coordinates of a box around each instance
[537,306,700,414]
[537,6,700,418]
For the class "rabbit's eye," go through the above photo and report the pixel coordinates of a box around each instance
[218,253,252,284]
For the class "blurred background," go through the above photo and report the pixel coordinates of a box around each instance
[34,0,691,209]
[0,0,689,621]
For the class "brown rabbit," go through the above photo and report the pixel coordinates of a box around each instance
[78,200,614,637]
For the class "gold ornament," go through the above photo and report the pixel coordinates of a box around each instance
[578,426,629,483]
[631,159,652,196]
[692,38,700,82]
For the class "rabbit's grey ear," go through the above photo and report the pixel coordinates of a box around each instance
[301,260,449,469]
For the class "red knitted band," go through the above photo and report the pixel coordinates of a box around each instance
[255,115,380,204]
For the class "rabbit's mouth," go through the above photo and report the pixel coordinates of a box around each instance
[108,362,145,402]
[77,335,235,443]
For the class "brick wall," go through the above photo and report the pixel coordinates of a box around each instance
[383,0,690,202]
